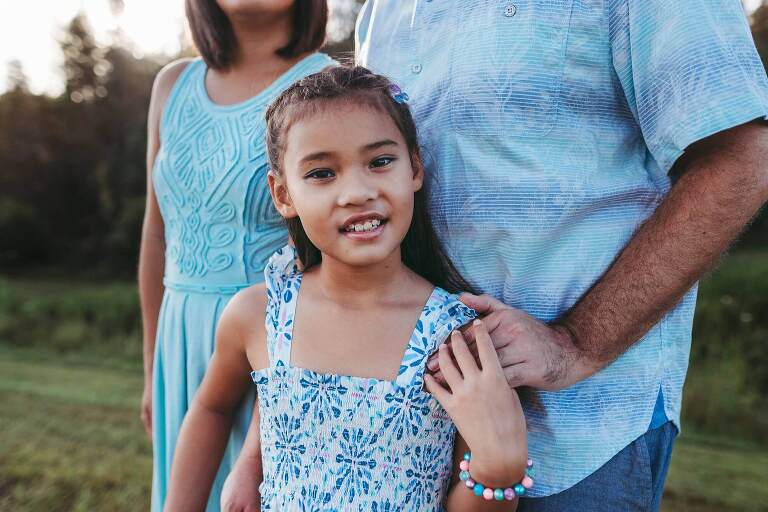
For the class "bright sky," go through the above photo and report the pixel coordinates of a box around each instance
[0,0,764,96]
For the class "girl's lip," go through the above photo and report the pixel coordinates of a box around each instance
[342,222,385,240]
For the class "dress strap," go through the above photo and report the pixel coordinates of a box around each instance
[263,245,302,369]
[396,288,477,388]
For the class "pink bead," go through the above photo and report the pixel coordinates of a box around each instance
[483,488,495,500]
[522,476,534,489]
[465,478,475,488]
[504,488,516,500]
[527,458,533,467]
[459,460,470,471]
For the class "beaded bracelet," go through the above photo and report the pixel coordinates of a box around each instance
[458,452,534,501]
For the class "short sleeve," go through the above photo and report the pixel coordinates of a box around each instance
[609,0,768,173]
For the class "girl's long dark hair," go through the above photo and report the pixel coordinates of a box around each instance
[265,65,477,295]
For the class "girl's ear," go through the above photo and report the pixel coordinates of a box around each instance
[268,170,298,218]
[412,152,425,192]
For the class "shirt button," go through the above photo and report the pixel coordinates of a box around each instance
[411,63,422,74]
[504,4,517,17]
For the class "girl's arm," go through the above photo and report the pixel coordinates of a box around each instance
[138,59,191,439]
[424,320,528,512]
[220,402,264,511]
[164,286,267,511]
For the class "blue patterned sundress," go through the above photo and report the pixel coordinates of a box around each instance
[251,246,477,511]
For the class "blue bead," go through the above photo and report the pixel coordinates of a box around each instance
[514,484,526,496]
[526,467,535,478]
[463,452,471,461]
[473,483,485,496]
[459,471,470,481]
[494,489,505,501]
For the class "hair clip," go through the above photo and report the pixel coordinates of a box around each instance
[388,84,409,104]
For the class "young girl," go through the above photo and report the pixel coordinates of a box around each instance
[164,66,530,511]
[139,1,332,510]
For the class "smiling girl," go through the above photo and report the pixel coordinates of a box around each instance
[164,66,530,511]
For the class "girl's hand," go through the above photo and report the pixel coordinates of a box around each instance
[424,320,527,486]
[220,456,262,512]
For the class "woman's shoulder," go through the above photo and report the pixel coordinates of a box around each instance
[147,58,197,135]
[152,58,196,99]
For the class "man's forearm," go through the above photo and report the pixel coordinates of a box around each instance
[562,121,768,365]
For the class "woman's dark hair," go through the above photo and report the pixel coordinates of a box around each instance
[265,65,478,295]
[185,0,328,70]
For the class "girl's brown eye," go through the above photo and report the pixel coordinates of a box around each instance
[305,169,334,179]
[371,156,395,168]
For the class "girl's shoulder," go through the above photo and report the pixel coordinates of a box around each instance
[221,282,269,335]
[218,282,269,368]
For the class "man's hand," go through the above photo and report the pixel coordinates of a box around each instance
[426,294,599,391]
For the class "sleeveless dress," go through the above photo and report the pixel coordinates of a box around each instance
[150,53,336,512]
[251,246,477,511]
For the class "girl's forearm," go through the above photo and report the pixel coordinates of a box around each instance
[164,402,234,511]
[446,480,519,511]
[445,454,523,512]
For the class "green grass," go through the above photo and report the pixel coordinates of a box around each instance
[0,347,151,511]
[663,434,768,512]
[0,249,766,510]
[1,346,767,511]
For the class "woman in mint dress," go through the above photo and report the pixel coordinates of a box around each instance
[137,1,334,510]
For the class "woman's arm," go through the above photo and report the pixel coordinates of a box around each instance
[138,59,191,438]
[164,287,266,511]
[424,320,528,511]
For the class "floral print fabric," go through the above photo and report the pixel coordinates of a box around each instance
[251,246,476,511]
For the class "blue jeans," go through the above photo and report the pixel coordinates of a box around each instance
[517,421,678,512]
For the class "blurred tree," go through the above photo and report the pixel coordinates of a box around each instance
[5,60,29,94]
[60,14,110,103]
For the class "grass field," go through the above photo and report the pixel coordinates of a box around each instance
[1,346,767,511]
[1,250,767,511]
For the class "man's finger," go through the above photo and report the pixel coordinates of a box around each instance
[503,364,528,388]
[459,293,510,315]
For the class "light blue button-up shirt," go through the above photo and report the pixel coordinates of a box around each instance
[356,0,768,496]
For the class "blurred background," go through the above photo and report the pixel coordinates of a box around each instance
[0,1,766,511]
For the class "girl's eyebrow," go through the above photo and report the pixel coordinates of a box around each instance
[299,151,332,165]
[362,139,398,151]
[298,139,399,165]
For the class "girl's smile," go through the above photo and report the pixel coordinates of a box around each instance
[271,101,423,268]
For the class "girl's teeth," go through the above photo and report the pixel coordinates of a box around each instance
[346,219,382,232]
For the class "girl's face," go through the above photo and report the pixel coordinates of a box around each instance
[270,102,423,268]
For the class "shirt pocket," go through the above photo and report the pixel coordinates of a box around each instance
[448,0,574,139]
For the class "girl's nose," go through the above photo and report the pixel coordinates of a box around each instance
[338,172,378,206]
